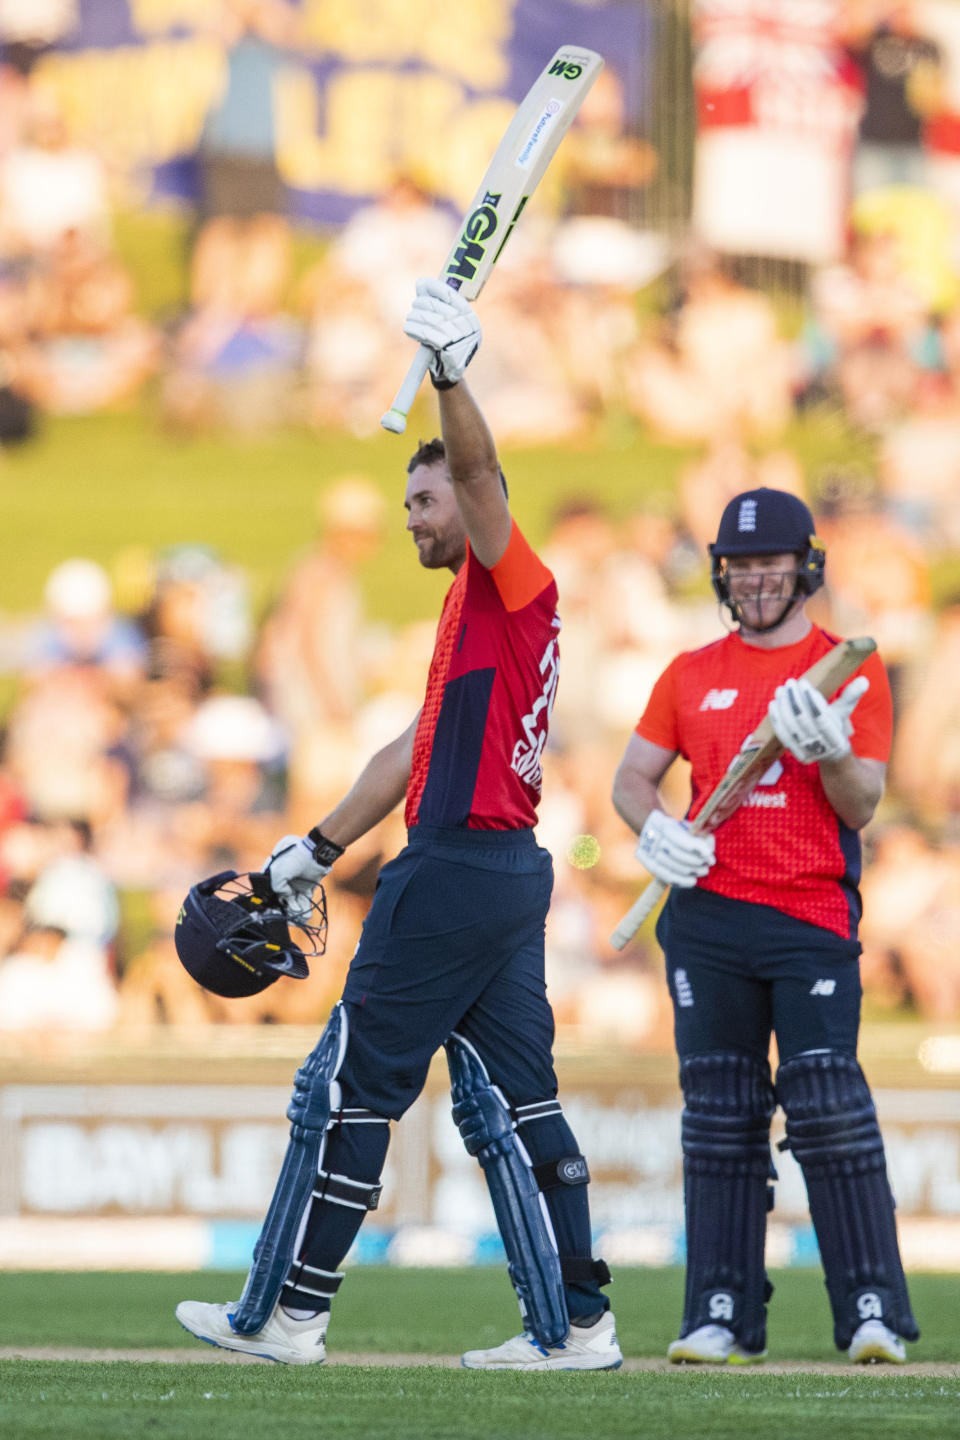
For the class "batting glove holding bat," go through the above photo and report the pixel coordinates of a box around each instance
[403,278,482,389]
[263,828,344,923]
[767,675,870,765]
[635,811,716,889]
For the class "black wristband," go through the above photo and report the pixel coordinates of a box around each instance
[306,827,345,867]
[428,371,458,391]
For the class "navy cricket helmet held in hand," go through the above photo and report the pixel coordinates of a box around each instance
[709,486,825,617]
[175,870,327,999]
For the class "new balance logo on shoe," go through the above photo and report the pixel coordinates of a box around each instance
[699,688,738,711]
[810,979,837,996]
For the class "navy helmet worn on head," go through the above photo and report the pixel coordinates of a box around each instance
[175,870,326,999]
[709,487,825,610]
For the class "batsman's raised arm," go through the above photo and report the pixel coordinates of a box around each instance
[403,279,511,569]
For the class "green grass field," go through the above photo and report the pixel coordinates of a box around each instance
[0,1268,956,1439]
[0,403,880,625]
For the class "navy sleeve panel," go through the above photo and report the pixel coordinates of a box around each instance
[417,668,496,827]
[837,821,863,941]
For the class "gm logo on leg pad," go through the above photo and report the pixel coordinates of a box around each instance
[708,1293,735,1321]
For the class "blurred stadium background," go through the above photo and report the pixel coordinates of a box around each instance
[1,0,960,1280]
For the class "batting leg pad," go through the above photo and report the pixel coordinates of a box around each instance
[230,1003,349,1334]
[446,1033,569,1349]
[776,1050,919,1349]
[513,1101,611,1318]
[679,1052,777,1355]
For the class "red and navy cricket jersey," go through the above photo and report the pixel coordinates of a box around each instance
[405,521,559,830]
[636,626,893,939]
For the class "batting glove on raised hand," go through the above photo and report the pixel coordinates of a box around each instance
[636,811,716,888]
[404,277,481,388]
[767,675,870,765]
[263,829,343,924]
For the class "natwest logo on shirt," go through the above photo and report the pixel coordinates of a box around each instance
[511,621,560,792]
[700,688,738,710]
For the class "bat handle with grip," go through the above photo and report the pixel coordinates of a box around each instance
[609,877,667,951]
[380,345,432,434]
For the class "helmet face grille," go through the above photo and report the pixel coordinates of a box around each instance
[174,871,324,998]
[708,487,825,625]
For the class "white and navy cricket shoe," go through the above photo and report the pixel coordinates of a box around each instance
[461,1310,622,1371]
[847,1319,907,1364]
[667,1324,767,1365]
[175,1299,329,1365]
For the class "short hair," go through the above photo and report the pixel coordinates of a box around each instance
[406,437,446,474]
[406,437,509,497]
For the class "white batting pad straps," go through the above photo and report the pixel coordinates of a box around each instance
[312,1170,383,1211]
[331,1108,391,1127]
[514,1100,563,1125]
[282,1261,345,1301]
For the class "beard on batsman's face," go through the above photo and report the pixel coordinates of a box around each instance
[412,522,464,569]
[404,463,467,571]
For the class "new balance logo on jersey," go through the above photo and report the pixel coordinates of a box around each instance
[699,688,738,711]
[810,978,837,996]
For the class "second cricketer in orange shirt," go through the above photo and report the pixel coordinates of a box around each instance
[613,486,917,1368]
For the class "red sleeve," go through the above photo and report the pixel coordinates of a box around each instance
[486,521,553,613]
[845,650,893,763]
[636,658,681,752]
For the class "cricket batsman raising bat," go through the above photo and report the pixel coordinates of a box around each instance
[381,44,604,434]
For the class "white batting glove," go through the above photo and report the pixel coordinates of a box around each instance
[636,811,716,888]
[404,277,481,388]
[767,675,870,765]
[263,829,343,924]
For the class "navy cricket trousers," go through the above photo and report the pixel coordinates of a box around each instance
[339,824,557,1116]
[291,824,609,1322]
[657,887,864,1062]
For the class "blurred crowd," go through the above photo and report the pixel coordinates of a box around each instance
[0,1,959,1043]
[0,457,958,1048]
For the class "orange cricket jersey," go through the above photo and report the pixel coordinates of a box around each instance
[405,520,560,830]
[636,626,893,938]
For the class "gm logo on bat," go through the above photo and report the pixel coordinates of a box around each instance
[445,190,503,283]
[549,58,584,79]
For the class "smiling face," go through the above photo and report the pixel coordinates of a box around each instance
[404,461,467,572]
[721,551,803,634]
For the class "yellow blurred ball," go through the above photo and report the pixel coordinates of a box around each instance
[566,834,601,870]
